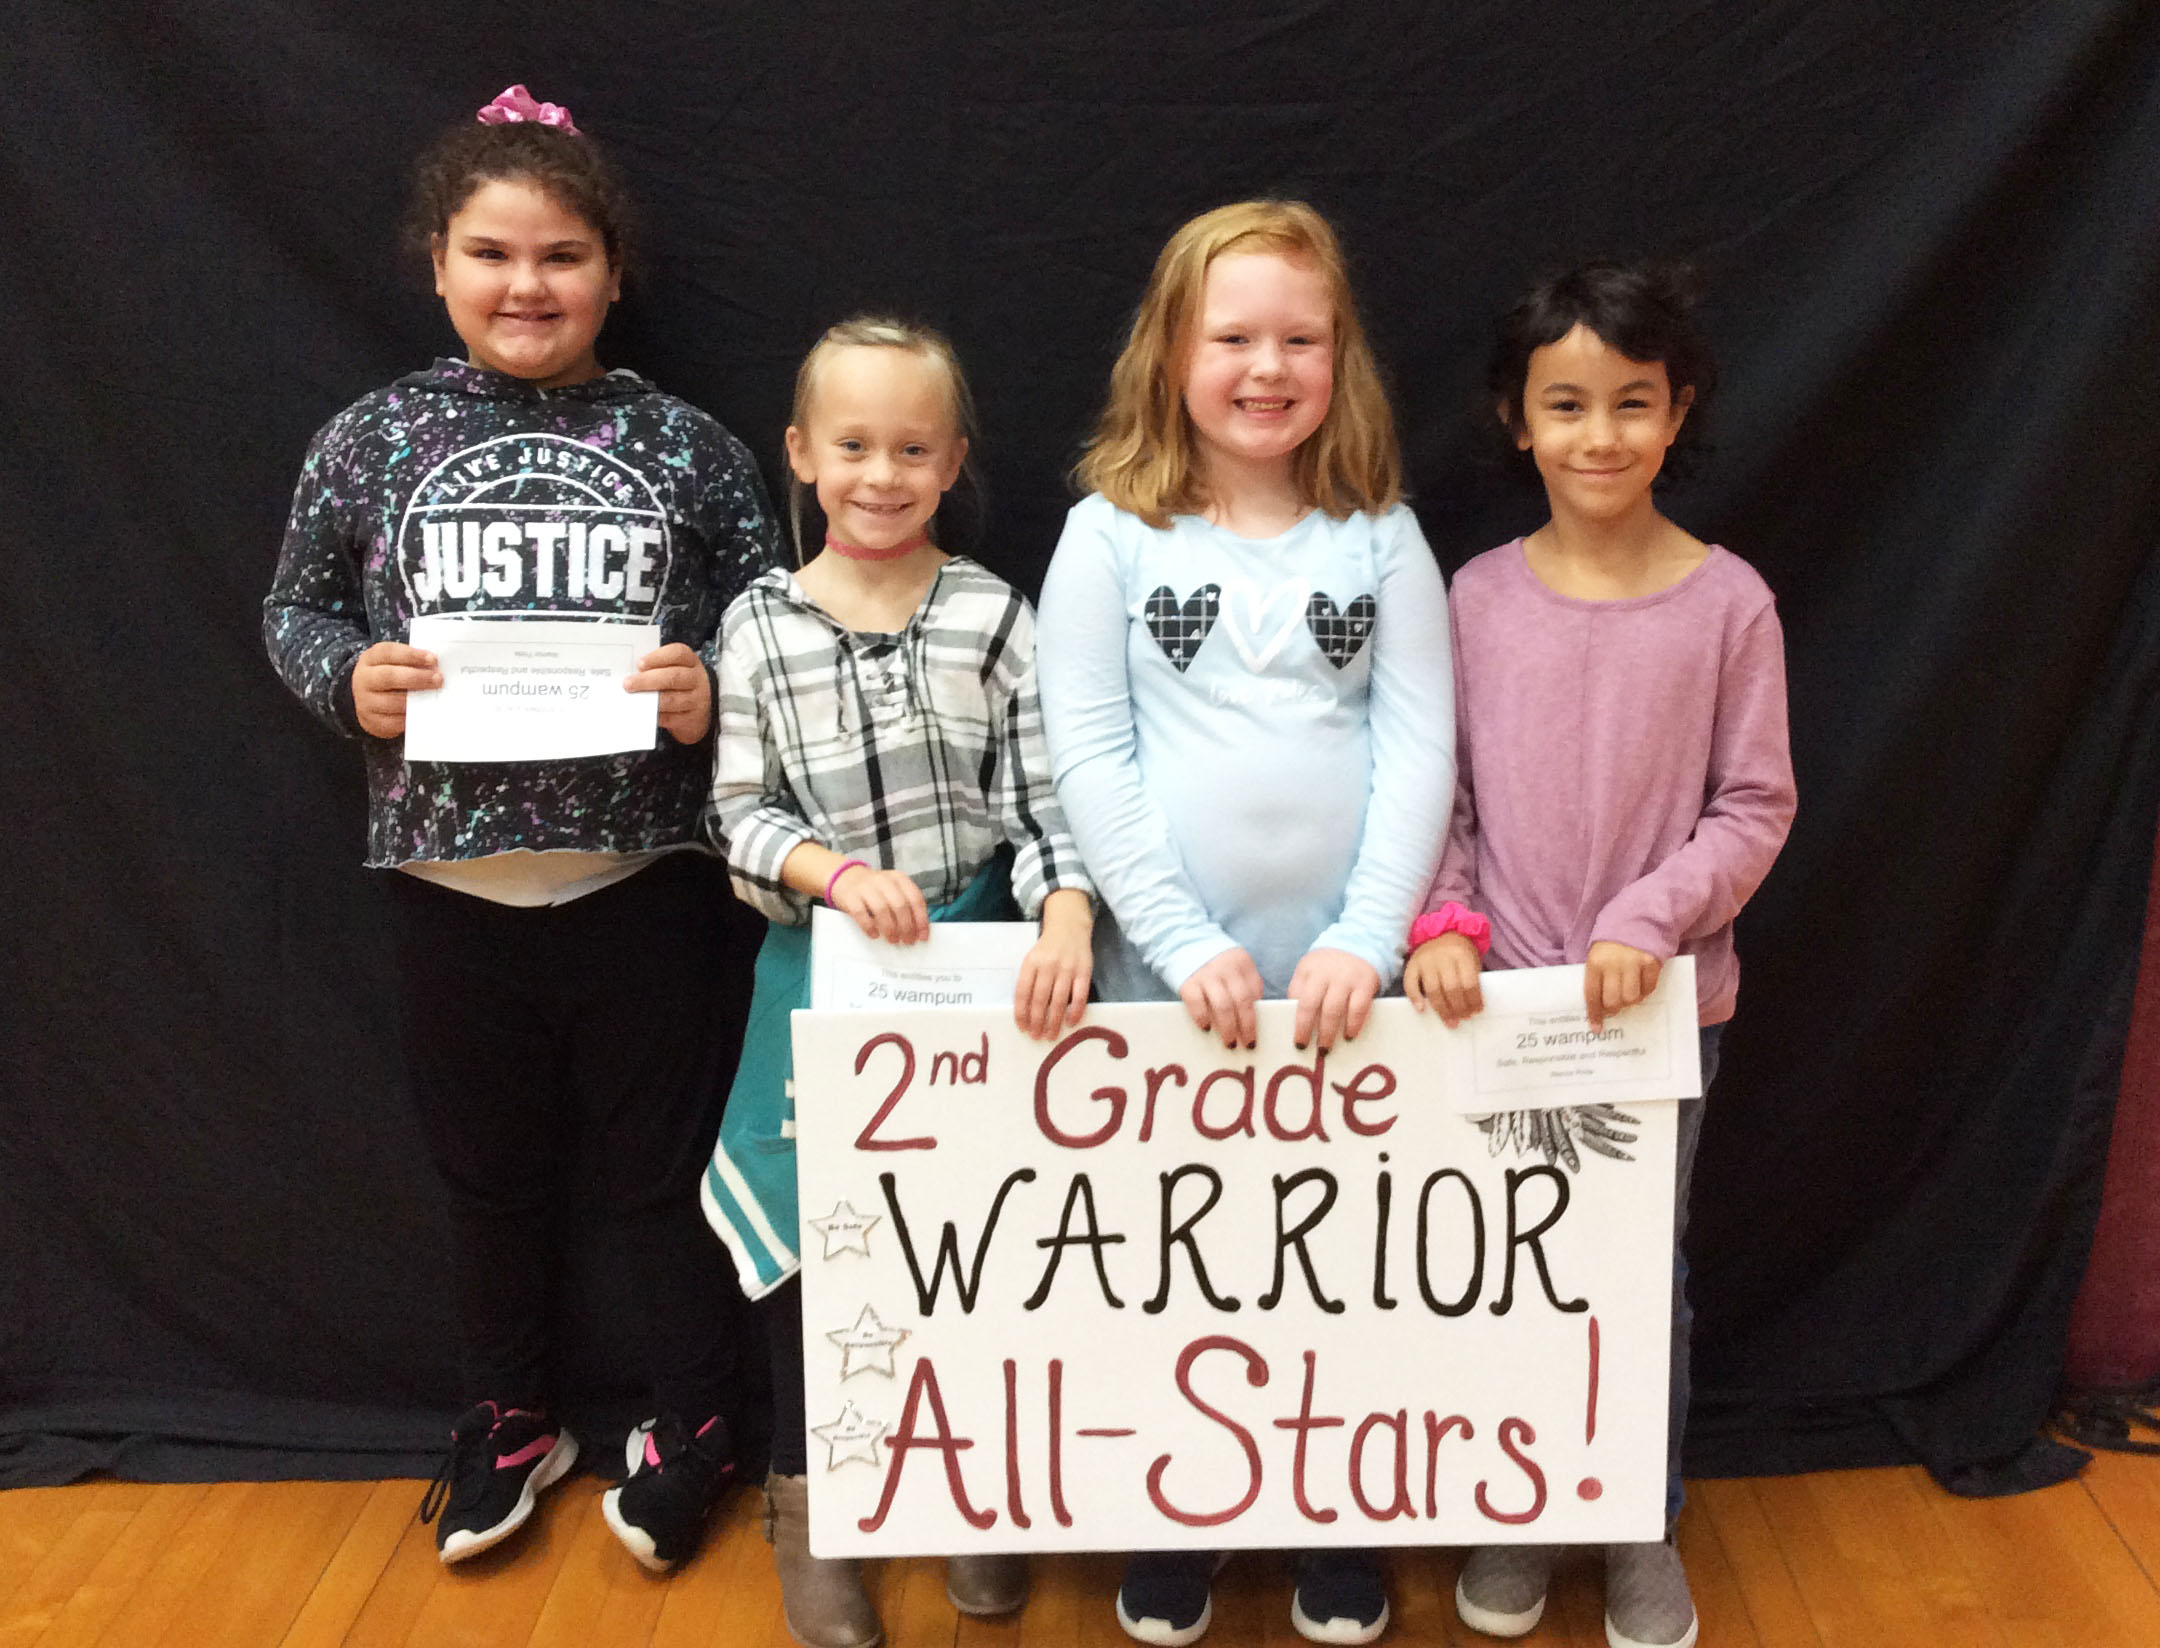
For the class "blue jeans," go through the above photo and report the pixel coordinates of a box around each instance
[1665,1023,1723,1531]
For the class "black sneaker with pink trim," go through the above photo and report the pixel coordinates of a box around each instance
[418,1401,579,1564]
[602,1412,736,1571]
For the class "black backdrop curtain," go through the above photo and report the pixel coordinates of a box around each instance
[3,0,2157,1490]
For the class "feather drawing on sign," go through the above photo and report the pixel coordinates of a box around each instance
[1477,1105,1640,1172]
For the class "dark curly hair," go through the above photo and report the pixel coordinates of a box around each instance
[1487,259,1714,489]
[405,117,635,270]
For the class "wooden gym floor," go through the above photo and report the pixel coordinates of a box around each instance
[3,1448,2159,1646]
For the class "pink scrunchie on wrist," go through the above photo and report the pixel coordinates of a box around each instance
[477,85,580,135]
[1409,901,1492,957]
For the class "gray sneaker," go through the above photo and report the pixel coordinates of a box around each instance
[1455,1544,1557,1637]
[1603,1541,1697,1648]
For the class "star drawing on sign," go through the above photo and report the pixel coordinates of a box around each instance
[826,1303,911,1380]
[808,1199,880,1259]
[810,1401,889,1471]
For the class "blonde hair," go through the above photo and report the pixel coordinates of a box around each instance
[1075,200,1401,527]
[787,316,983,563]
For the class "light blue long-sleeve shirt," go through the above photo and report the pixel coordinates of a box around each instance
[1037,493,1455,1000]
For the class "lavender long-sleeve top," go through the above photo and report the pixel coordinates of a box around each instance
[1425,539,1795,1025]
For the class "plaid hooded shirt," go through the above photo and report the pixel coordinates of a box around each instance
[707,557,1091,924]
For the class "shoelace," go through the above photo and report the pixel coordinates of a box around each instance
[641,1413,736,1482]
[825,577,935,741]
[418,1430,484,1525]
[417,1404,528,1523]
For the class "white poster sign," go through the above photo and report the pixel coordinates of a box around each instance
[791,961,1698,1556]
[402,616,659,762]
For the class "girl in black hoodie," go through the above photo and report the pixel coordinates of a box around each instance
[264,86,779,1573]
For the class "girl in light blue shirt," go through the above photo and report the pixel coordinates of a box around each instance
[1037,199,1454,1648]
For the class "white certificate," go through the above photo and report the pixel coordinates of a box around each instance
[809,907,1038,1011]
[1445,955,1701,1112]
[401,616,660,763]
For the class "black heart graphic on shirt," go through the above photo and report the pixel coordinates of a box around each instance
[1306,592,1377,669]
[1144,584,1221,672]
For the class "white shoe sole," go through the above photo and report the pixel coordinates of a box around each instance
[1291,1591,1390,1644]
[1116,1592,1212,1647]
[439,1430,579,1564]
[1605,1612,1697,1648]
[1115,1552,1231,1645]
[1455,1571,1546,1638]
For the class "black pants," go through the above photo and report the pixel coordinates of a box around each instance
[384,852,756,1425]
[764,1279,810,1475]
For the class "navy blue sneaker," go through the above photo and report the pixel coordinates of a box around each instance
[1292,1549,1390,1643]
[1117,1551,1221,1645]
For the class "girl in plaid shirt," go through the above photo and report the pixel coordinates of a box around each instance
[702,318,1092,1647]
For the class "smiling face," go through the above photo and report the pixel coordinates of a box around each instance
[1179,250,1336,488]
[1513,323,1692,524]
[431,177,619,387]
[784,344,969,552]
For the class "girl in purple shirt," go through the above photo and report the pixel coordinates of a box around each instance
[1407,262,1795,1648]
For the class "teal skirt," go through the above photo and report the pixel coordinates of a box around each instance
[700,851,1016,1299]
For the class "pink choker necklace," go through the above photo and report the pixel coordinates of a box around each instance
[824,532,929,562]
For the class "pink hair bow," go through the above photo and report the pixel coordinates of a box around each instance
[476,85,580,135]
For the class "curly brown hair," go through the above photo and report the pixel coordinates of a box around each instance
[405,117,635,271]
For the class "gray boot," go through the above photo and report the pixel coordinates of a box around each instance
[946,1552,1029,1615]
[764,1473,882,1648]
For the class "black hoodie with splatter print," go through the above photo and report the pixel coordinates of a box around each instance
[265,358,780,866]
